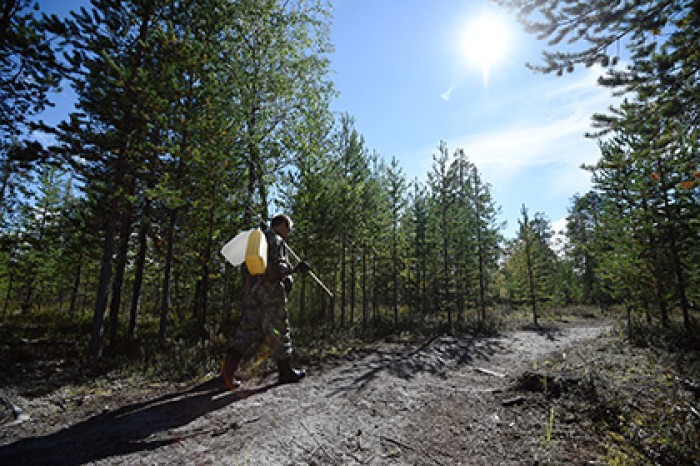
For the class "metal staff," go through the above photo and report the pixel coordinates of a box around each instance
[285,244,334,299]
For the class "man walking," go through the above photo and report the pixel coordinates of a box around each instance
[222,214,310,389]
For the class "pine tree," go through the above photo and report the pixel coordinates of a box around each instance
[499,0,698,122]
[505,0,698,330]
[382,156,407,327]
[11,165,66,311]
[332,114,371,327]
[224,0,335,225]
[426,142,458,329]
[448,149,477,318]
[504,205,557,325]
[405,179,430,317]
[468,162,503,321]
[1,0,65,219]
[53,0,183,358]
[566,192,605,307]
[587,101,698,330]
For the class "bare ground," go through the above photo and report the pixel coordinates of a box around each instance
[0,319,624,465]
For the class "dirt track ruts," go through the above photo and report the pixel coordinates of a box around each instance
[0,321,611,465]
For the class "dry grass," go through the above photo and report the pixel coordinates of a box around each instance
[524,319,700,465]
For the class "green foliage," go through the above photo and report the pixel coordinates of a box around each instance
[1,0,66,223]
[2,4,696,460]
[420,143,503,327]
[1,0,64,134]
[512,0,698,331]
[580,100,699,330]
[501,205,558,325]
[566,192,608,307]
[498,0,699,124]
[6,0,695,379]
[15,0,337,357]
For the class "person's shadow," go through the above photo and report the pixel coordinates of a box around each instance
[0,377,276,466]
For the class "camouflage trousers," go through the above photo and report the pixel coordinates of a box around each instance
[229,280,292,361]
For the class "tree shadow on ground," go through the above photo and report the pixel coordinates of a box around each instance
[326,335,508,396]
[0,377,276,466]
[520,323,563,341]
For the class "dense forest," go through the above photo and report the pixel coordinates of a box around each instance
[1,0,697,366]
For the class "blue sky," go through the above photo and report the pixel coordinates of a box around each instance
[36,0,618,240]
[329,0,618,239]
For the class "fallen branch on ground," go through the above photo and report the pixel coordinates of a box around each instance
[475,367,506,378]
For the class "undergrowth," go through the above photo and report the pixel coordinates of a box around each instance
[601,319,700,465]
[533,316,700,465]
[0,304,607,391]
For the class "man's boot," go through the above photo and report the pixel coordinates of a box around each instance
[221,350,243,390]
[277,358,306,384]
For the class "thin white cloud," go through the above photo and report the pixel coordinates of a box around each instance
[454,113,595,180]
[545,66,602,98]
[400,62,619,241]
[448,67,616,187]
[406,110,598,188]
[544,63,629,99]
[441,86,454,101]
[548,160,595,199]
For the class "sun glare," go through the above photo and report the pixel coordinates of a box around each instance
[460,13,511,83]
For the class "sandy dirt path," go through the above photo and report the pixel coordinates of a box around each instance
[0,321,611,465]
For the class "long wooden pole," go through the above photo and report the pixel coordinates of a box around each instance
[285,244,334,299]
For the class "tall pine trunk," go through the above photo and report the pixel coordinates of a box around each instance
[159,209,177,341]
[128,202,150,337]
[108,197,134,340]
[0,157,12,210]
[372,253,378,322]
[89,6,150,357]
[195,204,216,324]
[657,160,691,330]
[3,268,14,314]
[643,200,669,326]
[340,241,346,327]
[525,235,538,327]
[362,247,367,330]
[91,213,118,359]
[68,255,82,315]
[91,153,127,358]
[442,206,451,330]
[350,248,356,325]
[475,176,487,322]
[392,229,398,328]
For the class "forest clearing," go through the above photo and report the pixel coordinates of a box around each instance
[2,0,699,464]
[1,308,698,465]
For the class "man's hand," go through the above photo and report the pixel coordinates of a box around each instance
[294,261,311,273]
[283,276,294,293]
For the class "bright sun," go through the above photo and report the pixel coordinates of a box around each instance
[460,13,511,82]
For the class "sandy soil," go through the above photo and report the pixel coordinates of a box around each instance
[0,320,612,465]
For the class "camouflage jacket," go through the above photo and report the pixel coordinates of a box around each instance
[253,228,295,304]
[240,265,257,306]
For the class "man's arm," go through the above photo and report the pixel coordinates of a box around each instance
[265,231,295,279]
